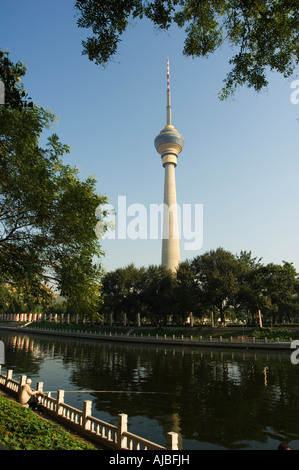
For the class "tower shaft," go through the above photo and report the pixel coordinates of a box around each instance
[162,161,180,270]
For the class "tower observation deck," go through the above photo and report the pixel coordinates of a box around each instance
[154,59,184,272]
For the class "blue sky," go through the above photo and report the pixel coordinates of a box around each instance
[1,0,298,273]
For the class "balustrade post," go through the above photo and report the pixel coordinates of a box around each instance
[36,382,44,407]
[83,400,92,431]
[20,375,27,394]
[57,390,65,415]
[5,370,12,387]
[166,432,179,450]
[118,413,128,450]
[20,375,27,386]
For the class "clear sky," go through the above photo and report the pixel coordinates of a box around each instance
[1,0,298,273]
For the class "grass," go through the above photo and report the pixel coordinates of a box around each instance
[0,393,98,450]
[252,327,299,341]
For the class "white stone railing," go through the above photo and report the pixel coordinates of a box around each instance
[0,316,293,350]
[0,367,179,450]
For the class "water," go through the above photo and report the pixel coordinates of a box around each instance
[1,329,299,450]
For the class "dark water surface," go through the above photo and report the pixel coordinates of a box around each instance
[0,329,299,450]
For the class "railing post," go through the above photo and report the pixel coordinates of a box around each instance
[57,390,65,416]
[118,413,128,450]
[20,375,27,387]
[37,382,43,393]
[166,431,179,450]
[5,370,12,387]
[83,400,92,431]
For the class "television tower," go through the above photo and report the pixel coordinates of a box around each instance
[154,59,184,272]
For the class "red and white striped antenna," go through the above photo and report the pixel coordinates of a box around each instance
[166,58,171,125]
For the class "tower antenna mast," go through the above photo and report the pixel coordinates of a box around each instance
[166,58,171,125]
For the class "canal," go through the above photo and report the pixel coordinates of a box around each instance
[0,329,298,450]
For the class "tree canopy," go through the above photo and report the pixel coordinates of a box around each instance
[74,0,299,98]
[100,248,299,326]
[0,51,108,318]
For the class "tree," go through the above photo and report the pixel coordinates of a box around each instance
[174,259,203,324]
[254,261,299,324]
[74,0,299,97]
[140,265,177,326]
[233,255,299,324]
[0,52,108,319]
[101,264,177,325]
[101,264,145,323]
[0,281,56,314]
[234,250,264,323]
[191,247,240,324]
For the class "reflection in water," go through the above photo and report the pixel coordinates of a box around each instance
[0,330,299,450]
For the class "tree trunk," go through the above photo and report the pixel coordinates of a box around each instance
[219,306,225,326]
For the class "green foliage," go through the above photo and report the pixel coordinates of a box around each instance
[0,282,56,314]
[0,394,96,450]
[0,50,33,109]
[191,248,241,324]
[140,264,177,325]
[175,259,201,322]
[100,248,299,326]
[252,327,299,341]
[74,0,299,97]
[0,52,108,319]
[101,264,146,322]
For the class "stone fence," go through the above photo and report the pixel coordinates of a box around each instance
[0,367,179,450]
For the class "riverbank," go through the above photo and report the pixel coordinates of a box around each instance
[0,367,179,451]
[0,391,98,450]
[0,322,296,350]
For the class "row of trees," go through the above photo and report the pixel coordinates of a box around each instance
[2,246,298,326]
[100,248,299,326]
